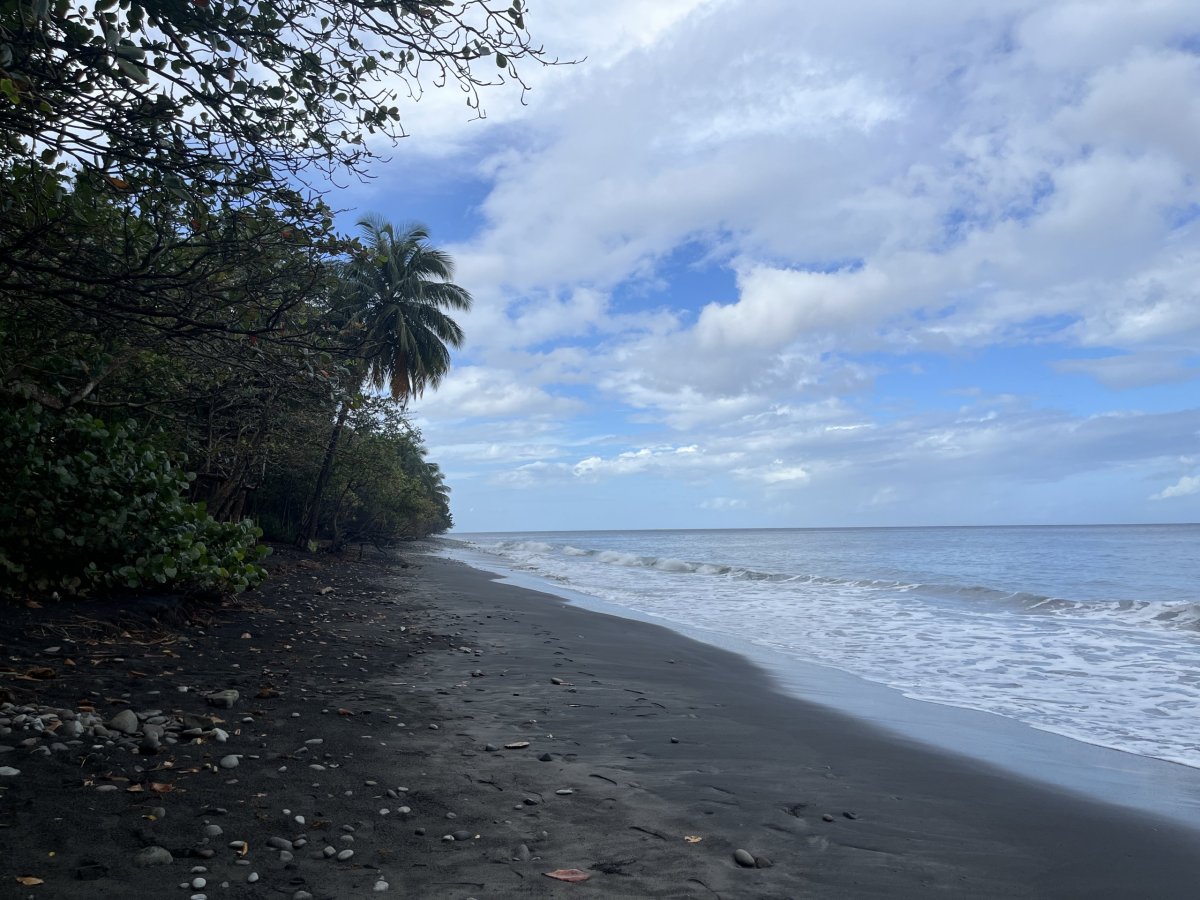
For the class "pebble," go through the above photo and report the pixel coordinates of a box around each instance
[293,892,313,900]
[279,851,294,863]
[373,882,389,892]
[822,813,835,822]
[755,855,773,869]
[206,690,239,709]
[268,837,294,851]
[219,755,240,769]
[247,872,259,883]
[203,824,223,837]
[538,752,553,762]
[451,830,472,842]
[0,766,18,777]
[133,846,174,868]
[336,849,354,861]
[733,848,756,868]
[109,709,139,734]
[192,877,207,889]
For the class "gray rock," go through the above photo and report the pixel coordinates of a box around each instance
[203,824,223,837]
[336,849,354,861]
[109,709,139,734]
[267,837,293,851]
[219,755,240,769]
[133,846,174,868]
[247,873,259,883]
[205,690,239,709]
[0,766,19,777]
[451,830,472,842]
[279,851,294,863]
[733,848,756,868]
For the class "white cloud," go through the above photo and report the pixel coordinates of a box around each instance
[700,497,747,509]
[411,365,579,419]
[1153,475,1200,500]
[1053,353,1200,389]
[367,0,1200,528]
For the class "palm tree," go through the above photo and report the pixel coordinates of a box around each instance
[350,215,472,403]
[298,217,472,547]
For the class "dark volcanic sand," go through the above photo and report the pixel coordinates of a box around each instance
[0,546,1197,899]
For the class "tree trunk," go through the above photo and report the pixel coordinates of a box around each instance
[298,398,351,548]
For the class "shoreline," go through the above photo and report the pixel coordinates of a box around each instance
[440,538,1200,830]
[0,546,1197,898]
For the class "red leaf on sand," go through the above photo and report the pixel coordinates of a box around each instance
[544,869,591,883]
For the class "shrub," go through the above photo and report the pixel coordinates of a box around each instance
[0,403,268,598]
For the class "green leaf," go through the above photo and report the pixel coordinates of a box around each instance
[116,57,150,84]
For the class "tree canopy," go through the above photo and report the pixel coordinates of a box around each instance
[1,0,552,210]
[0,0,541,598]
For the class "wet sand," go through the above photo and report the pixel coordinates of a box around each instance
[0,547,1197,898]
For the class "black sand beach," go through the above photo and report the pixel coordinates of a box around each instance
[0,546,1197,899]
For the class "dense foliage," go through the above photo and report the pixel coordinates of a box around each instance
[0,404,267,596]
[0,0,531,598]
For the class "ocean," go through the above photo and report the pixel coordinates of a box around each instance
[440,524,1200,771]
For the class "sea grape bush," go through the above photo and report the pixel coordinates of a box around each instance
[0,403,268,598]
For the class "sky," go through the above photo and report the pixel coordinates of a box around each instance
[334,0,1200,532]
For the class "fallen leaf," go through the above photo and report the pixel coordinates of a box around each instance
[544,869,591,883]
[24,600,41,609]
[256,686,279,699]
[24,667,56,679]
[237,842,248,857]
[149,782,174,793]
[504,741,530,749]
[126,784,144,793]
[15,876,44,886]
[336,708,354,716]
[684,835,703,843]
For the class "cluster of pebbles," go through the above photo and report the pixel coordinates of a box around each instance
[1,682,393,899]
[0,688,241,772]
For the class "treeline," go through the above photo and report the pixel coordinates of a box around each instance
[0,0,551,598]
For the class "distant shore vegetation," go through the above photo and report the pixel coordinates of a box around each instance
[0,0,553,599]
